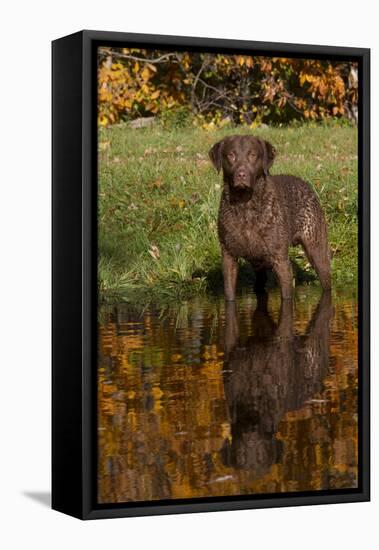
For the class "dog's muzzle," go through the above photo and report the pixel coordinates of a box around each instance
[233,166,251,188]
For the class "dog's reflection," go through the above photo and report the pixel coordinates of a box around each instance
[221,292,333,475]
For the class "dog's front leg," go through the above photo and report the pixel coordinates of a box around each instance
[224,301,239,355]
[222,248,238,301]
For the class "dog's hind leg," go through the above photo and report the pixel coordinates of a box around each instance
[301,233,331,291]
[273,259,293,300]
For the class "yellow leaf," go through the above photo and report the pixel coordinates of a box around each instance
[141,66,151,81]
[98,115,108,126]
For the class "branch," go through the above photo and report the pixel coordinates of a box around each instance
[191,55,210,113]
[281,87,306,115]
[197,77,229,95]
[197,91,235,113]
[98,48,179,65]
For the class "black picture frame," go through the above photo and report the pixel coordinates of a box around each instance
[52,30,370,520]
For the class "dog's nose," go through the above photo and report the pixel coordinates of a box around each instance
[236,168,247,180]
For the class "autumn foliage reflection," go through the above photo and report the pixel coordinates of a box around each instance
[98,289,358,503]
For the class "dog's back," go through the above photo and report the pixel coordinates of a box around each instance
[269,175,327,248]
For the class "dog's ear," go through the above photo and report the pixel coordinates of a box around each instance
[259,139,276,176]
[208,139,224,173]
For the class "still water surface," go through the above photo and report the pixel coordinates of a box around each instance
[98,288,358,503]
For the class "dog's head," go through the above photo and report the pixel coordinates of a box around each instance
[209,135,276,189]
[220,430,284,473]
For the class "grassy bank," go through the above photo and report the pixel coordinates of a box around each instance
[98,122,358,303]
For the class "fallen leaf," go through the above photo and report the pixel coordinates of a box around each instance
[99,141,110,151]
[153,177,163,188]
[149,245,160,260]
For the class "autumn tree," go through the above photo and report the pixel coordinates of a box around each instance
[98,48,358,127]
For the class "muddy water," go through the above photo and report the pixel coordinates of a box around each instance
[97,287,358,504]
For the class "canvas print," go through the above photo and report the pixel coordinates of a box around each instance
[96,47,359,504]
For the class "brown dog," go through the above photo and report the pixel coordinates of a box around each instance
[221,291,332,472]
[209,135,331,300]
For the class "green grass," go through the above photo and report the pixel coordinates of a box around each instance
[98,122,358,303]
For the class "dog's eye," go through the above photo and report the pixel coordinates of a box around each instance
[249,152,257,159]
[227,152,236,162]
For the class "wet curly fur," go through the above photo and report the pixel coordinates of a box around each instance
[209,135,331,300]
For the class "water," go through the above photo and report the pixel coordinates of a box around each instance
[97,287,358,504]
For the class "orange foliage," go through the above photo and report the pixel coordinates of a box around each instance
[98,48,358,127]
